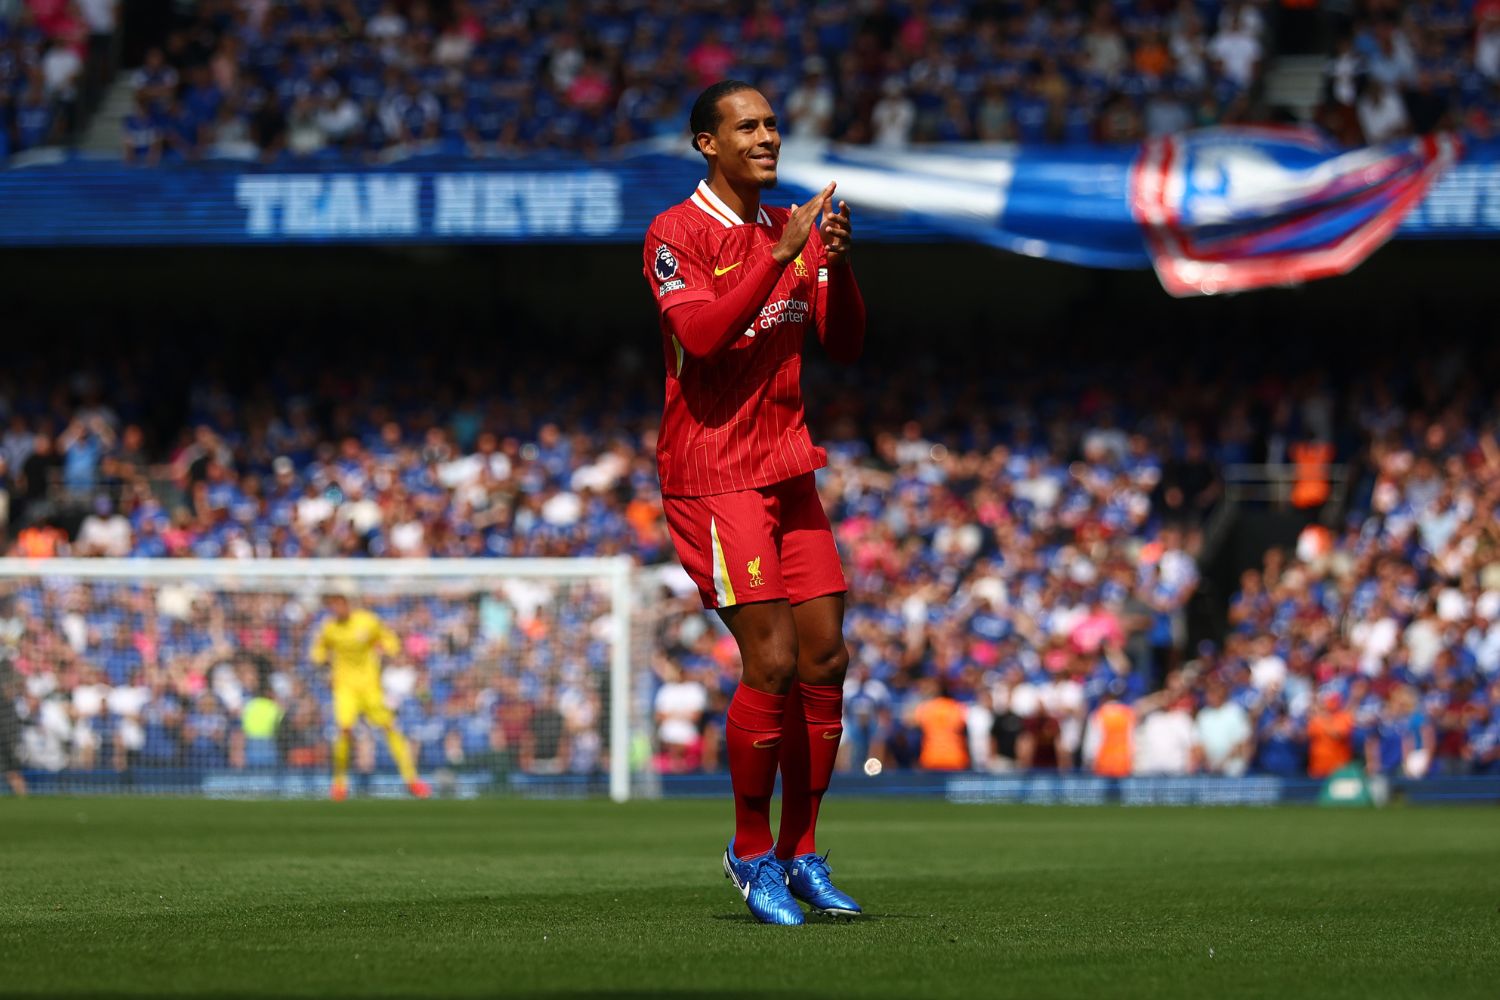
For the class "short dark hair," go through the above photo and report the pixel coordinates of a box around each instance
[689,80,756,155]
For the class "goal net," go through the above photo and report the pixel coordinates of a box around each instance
[0,558,655,800]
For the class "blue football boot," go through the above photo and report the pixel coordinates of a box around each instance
[785,851,862,918]
[722,841,804,925]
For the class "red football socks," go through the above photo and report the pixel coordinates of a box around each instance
[725,685,787,860]
[776,681,844,860]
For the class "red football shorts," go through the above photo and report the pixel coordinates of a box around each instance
[663,472,847,610]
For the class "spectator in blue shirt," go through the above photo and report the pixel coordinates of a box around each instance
[182,65,224,124]
[160,96,202,162]
[58,415,115,496]
[121,91,161,165]
[130,47,178,109]
[184,693,230,768]
[13,84,55,151]
[1011,77,1051,143]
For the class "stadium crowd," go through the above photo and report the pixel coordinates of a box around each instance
[0,575,611,780]
[2,336,1499,784]
[12,0,1283,163]
[113,0,1282,163]
[1316,0,1500,145]
[0,0,118,160]
[651,344,1500,781]
[5,1,1497,164]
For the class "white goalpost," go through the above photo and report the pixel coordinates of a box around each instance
[0,558,639,802]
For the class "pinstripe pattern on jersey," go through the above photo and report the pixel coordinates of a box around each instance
[643,193,831,497]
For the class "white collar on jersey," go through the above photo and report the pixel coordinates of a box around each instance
[690,179,771,228]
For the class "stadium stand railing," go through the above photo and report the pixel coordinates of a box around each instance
[1219,462,1350,513]
[1203,460,1350,550]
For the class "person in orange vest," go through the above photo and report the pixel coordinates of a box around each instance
[1307,690,1355,778]
[1289,439,1334,509]
[911,676,970,771]
[12,522,66,558]
[1085,690,1136,778]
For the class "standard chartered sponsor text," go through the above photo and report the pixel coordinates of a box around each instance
[744,297,811,337]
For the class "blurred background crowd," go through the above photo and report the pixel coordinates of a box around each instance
[1,0,1496,789]
[2,326,1498,782]
[2,0,1498,163]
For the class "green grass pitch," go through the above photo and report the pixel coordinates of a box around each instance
[1,797,1496,998]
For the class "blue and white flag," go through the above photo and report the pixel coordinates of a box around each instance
[0,130,1475,290]
[777,128,1461,296]
[1129,129,1460,295]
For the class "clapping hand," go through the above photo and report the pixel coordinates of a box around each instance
[819,199,852,265]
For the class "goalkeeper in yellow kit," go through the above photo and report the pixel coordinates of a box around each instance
[310,591,430,801]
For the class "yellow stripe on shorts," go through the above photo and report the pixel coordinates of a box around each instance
[710,516,736,607]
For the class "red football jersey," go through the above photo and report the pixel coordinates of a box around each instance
[644,180,832,497]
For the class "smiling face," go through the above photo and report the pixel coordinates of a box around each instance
[698,88,780,190]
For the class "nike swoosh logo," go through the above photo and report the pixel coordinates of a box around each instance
[821,730,843,740]
[714,262,742,276]
[752,738,781,749]
[739,880,751,900]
